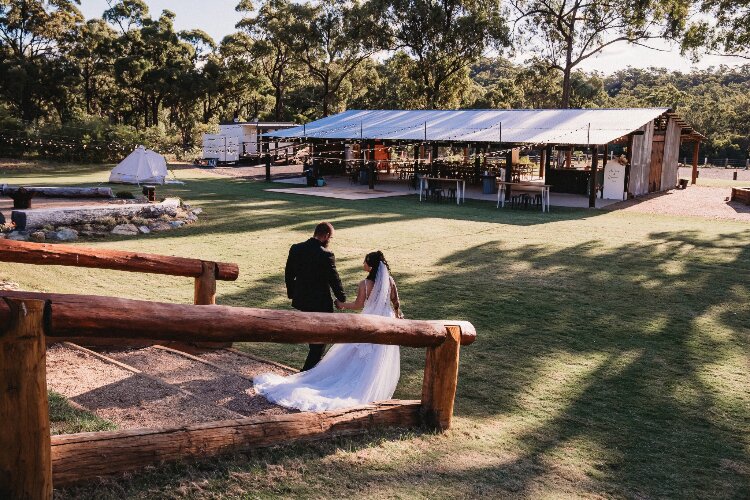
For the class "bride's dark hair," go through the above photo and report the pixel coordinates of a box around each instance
[365,251,390,281]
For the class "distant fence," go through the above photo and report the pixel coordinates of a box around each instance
[683,157,750,169]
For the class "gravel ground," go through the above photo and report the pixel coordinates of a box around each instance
[101,347,292,416]
[608,185,750,221]
[198,348,296,378]
[46,345,247,429]
[679,166,750,181]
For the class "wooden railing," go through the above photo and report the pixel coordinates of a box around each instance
[0,240,475,499]
[0,238,239,348]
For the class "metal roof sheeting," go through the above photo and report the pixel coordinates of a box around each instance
[265,108,675,145]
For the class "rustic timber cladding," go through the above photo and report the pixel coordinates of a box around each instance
[628,121,655,196]
[660,117,682,190]
[51,401,421,486]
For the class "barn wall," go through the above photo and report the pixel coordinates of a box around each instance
[660,117,681,190]
[628,121,654,196]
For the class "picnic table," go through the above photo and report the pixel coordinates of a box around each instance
[418,177,466,205]
[496,181,551,212]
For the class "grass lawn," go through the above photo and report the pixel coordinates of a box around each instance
[2,163,748,498]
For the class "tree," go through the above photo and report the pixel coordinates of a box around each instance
[509,0,692,108]
[683,1,750,60]
[237,0,299,120]
[0,0,84,121]
[378,0,509,109]
[290,0,384,117]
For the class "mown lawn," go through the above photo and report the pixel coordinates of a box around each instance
[2,163,748,498]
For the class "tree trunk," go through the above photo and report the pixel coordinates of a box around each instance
[11,198,180,231]
[1,186,114,198]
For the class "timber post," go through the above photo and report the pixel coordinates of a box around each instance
[194,261,229,348]
[420,325,461,431]
[589,145,599,208]
[539,148,546,179]
[0,298,52,500]
[264,154,272,182]
[691,142,700,185]
[368,141,376,190]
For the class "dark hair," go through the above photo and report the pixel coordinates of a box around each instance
[365,251,390,281]
[313,222,334,237]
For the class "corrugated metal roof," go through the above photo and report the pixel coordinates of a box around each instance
[265,108,673,145]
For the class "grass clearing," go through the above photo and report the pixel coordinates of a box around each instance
[2,162,748,498]
[49,391,116,435]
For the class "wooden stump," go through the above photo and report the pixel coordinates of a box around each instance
[0,298,52,500]
[421,325,461,431]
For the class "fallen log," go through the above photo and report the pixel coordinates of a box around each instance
[1,185,114,199]
[51,400,421,486]
[0,291,477,347]
[11,197,180,230]
[0,239,239,281]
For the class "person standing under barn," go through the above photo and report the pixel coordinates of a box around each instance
[285,222,346,371]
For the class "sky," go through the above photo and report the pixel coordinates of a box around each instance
[78,0,747,74]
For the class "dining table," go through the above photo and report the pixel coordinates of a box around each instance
[496,180,551,212]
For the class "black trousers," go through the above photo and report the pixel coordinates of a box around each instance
[301,343,325,371]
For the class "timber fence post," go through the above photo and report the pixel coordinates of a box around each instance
[420,325,461,431]
[194,261,230,348]
[0,298,52,500]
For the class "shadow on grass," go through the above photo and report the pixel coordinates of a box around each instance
[192,226,750,497]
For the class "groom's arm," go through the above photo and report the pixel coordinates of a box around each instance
[284,247,296,299]
[327,252,346,302]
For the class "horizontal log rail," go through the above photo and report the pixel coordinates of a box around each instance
[0,291,476,347]
[51,400,421,486]
[0,239,239,281]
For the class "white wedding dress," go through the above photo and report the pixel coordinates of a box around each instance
[253,265,400,412]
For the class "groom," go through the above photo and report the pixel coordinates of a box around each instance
[285,222,346,371]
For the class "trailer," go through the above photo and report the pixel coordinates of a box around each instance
[202,121,297,165]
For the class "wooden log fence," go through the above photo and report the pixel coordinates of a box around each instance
[0,241,475,497]
[0,239,238,348]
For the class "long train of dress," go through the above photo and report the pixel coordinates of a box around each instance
[254,266,400,412]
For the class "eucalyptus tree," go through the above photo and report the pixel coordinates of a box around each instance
[509,0,692,108]
[378,0,510,109]
[70,19,118,116]
[236,0,300,120]
[0,0,84,121]
[290,0,386,117]
[217,32,274,121]
[683,0,750,60]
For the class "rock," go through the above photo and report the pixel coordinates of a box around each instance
[186,214,198,223]
[50,228,79,242]
[138,225,151,234]
[192,207,203,215]
[30,231,46,242]
[111,224,139,236]
[0,233,6,240]
[169,220,186,229]
[149,221,172,232]
[7,231,29,241]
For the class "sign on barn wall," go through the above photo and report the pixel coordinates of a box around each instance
[603,160,626,200]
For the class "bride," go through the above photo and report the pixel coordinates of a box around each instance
[254,251,403,412]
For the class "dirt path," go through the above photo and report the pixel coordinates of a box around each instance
[46,343,295,431]
[608,186,750,221]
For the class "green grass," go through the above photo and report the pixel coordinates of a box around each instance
[2,162,748,498]
[49,391,116,435]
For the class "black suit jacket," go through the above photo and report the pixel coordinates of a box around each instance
[285,238,346,312]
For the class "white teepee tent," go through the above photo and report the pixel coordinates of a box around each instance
[109,146,168,184]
